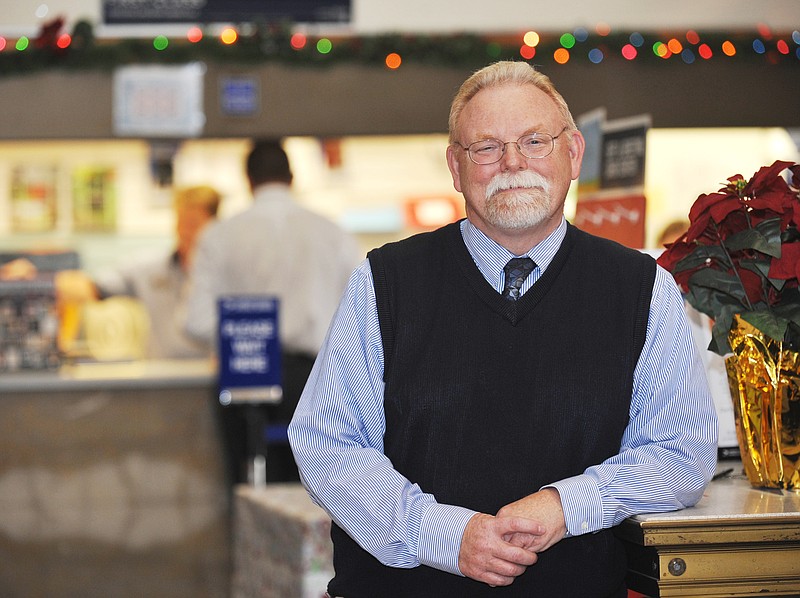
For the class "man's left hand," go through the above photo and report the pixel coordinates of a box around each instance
[496,488,567,553]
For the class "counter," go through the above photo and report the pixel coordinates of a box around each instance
[617,468,800,597]
[0,359,231,598]
[0,358,216,392]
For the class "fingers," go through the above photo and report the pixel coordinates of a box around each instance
[505,531,540,550]
[497,490,568,553]
[458,513,541,586]
[464,550,535,587]
[494,515,545,538]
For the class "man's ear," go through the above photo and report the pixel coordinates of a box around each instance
[446,144,463,193]
[567,130,586,181]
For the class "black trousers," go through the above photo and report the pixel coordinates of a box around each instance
[216,351,315,484]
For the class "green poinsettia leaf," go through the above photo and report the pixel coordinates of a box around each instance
[739,258,770,276]
[707,334,725,356]
[724,218,782,257]
[769,278,787,292]
[739,259,786,291]
[688,267,749,305]
[708,305,739,356]
[673,245,728,272]
[739,310,790,343]
[684,286,719,320]
[684,281,747,325]
[774,302,800,328]
[752,218,783,256]
[782,227,800,243]
[723,228,766,252]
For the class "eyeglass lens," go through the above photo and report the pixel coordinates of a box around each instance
[467,133,554,164]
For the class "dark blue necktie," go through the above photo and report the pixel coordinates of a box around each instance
[502,257,536,301]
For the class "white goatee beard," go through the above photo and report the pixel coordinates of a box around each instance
[484,171,553,230]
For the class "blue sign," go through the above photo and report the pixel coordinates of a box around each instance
[217,296,282,405]
[220,77,260,117]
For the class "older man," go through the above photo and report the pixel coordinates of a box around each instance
[289,61,718,597]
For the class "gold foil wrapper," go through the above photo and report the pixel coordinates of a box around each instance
[725,315,800,490]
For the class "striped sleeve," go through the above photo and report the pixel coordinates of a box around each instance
[287,259,475,574]
[548,265,719,535]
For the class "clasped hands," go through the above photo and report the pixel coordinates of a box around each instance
[457,488,567,587]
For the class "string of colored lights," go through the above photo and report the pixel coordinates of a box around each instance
[0,20,798,76]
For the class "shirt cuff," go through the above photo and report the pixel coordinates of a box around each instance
[544,474,604,536]
[417,503,477,576]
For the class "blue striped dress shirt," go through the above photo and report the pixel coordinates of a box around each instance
[288,216,719,577]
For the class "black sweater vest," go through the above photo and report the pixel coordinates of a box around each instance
[328,221,656,598]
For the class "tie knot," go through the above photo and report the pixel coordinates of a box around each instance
[502,257,536,301]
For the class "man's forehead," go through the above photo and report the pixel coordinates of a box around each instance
[468,82,553,107]
[459,85,559,131]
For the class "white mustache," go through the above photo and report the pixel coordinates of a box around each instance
[486,171,550,200]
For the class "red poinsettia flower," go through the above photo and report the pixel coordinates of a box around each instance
[743,160,794,199]
[657,160,800,355]
[769,242,800,281]
[739,268,768,305]
[686,191,741,241]
[657,237,693,274]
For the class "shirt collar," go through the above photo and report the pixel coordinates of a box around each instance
[460,216,567,292]
[252,183,293,204]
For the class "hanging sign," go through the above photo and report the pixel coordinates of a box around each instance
[576,107,606,196]
[103,0,351,24]
[217,296,282,405]
[599,114,650,190]
[219,76,261,117]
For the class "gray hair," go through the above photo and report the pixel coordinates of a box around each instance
[448,61,577,143]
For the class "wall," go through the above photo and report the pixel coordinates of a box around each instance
[2,58,799,142]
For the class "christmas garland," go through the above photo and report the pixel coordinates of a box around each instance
[1,19,798,77]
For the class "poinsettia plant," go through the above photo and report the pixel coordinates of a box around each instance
[657,160,800,356]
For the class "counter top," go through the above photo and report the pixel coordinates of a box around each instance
[631,472,800,528]
[620,470,800,546]
[0,359,217,392]
[619,467,800,597]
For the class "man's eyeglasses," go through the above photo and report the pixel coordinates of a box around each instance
[454,127,569,165]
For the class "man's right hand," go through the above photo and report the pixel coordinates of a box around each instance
[458,513,543,587]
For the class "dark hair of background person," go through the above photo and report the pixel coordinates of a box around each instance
[246,138,293,188]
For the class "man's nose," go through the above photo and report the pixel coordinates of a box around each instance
[500,142,528,169]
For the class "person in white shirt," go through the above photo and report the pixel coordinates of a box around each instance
[185,139,362,482]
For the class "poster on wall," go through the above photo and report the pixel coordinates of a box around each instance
[10,164,58,233]
[72,167,117,232]
[103,0,350,24]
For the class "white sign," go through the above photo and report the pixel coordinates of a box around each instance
[113,62,206,137]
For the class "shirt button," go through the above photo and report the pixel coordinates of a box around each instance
[581,521,589,531]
